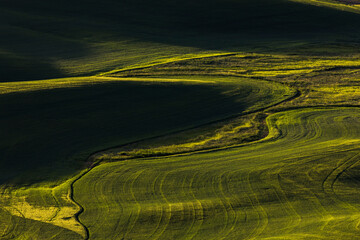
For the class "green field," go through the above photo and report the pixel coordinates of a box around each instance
[74,108,360,239]
[0,76,293,184]
[1,0,360,81]
[1,0,360,239]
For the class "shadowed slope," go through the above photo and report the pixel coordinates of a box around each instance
[1,0,360,81]
[0,76,293,184]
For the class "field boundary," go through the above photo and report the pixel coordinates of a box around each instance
[97,53,237,76]
[68,170,92,240]
[67,103,360,239]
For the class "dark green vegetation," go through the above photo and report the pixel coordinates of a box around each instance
[1,0,360,81]
[112,53,360,108]
[0,76,293,184]
[1,0,360,239]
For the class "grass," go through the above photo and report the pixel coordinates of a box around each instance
[291,0,360,13]
[0,75,293,239]
[2,51,360,239]
[97,112,269,161]
[0,178,84,239]
[2,0,360,239]
[74,108,360,239]
[1,0,360,81]
[114,53,360,108]
[0,75,293,185]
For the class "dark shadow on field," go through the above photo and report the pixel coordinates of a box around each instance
[1,0,360,184]
[0,81,250,185]
[0,53,65,82]
[0,12,88,81]
[1,0,360,81]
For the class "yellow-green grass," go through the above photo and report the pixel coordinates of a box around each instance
[1,0,360,239]
[287,85,360,107]
[97,50,360,161]
[0,76,216,95]
[113,53,360,79]
[74,107,360,239]
[96,53,235,77]
[103,54,336,160]
[2,52,360,239]
[0,174,86,239]
[0,209,82,240]
[0,3,222,81]
[0,74,294,239]
[0,75,293,185]
[292,0,360,13]
[115,54,360,108]
[2,0,360,81]
[97,112,269,161]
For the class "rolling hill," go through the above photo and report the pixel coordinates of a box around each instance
[1,0,360,239]
[1,0,360,81]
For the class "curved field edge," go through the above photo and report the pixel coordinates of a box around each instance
[1,74,294,183]
[108,53,360,109]
[96,53,236,77]
[74,107,360,240]
[0,75,294,239]
[2,47,360,238]
[291,0,360,13]
[0,76,216,95]
[1,0,360,239]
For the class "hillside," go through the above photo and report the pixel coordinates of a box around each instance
[1,0,360,239]
[1,0,360,81]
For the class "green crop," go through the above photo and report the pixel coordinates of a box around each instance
[74,108,360,239]
[2,0,360,239]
